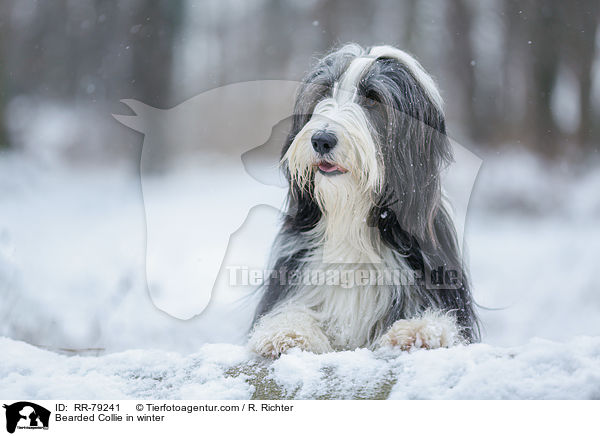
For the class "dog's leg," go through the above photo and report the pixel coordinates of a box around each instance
[248,310,332,358]
[378,310,460,351]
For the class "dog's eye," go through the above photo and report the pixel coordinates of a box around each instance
[363,92,379,108]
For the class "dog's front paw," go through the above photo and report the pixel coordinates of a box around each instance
[250,329,328,359]
[248,311,332,358]
[378,311,460,351]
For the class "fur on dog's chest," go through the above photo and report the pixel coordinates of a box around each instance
[301,281,393,349]
[282,251,408,349]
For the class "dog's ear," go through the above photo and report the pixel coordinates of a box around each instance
[377,110,452,250]
[363,56,452,251]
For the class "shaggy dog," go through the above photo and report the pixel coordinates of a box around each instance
[248,44,478,358]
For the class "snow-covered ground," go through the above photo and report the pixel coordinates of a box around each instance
[2,336,599,399]
[1,148,600,399]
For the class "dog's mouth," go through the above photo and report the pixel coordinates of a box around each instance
[315,160,348,176]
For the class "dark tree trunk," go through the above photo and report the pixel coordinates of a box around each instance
[127,1,183,172]
[445,0,481,141]
[567,1,599,150]
[526,0,563,157]
[129,0,183,109]
[0,8,7,148]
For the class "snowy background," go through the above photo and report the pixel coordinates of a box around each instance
[1,0,600,399]
[1,147,600,399]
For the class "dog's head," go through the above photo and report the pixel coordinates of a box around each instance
[282,44,452,248]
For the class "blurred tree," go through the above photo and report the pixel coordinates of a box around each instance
[260,0,293,78]
[0,0,598,159]
[128,0,183,108]
[315,0,347,52]
[126,0,184,172]
[526,1,563,156]
[0,9,7,148]
[500,0,528,145]
[562,0,599,151]
[502,0,599,157]
[315,0,374,52]
[401,0,419,54]
[446,0,480,141]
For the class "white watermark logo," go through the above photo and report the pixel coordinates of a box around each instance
[113,81,481,320]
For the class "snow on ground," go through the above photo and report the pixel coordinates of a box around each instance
[1,148,600,399]
[2,336,599,399]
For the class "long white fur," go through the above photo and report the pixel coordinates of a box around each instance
[250,46,456,357]
[250,164,399,350]
[283,98,382,197]
[333,56,375,104]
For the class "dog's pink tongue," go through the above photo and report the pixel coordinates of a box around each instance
[318,162,339,172]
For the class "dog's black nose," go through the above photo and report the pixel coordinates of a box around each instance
[311,131,337,155]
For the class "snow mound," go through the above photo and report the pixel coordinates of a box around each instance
[2,336,599,400]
